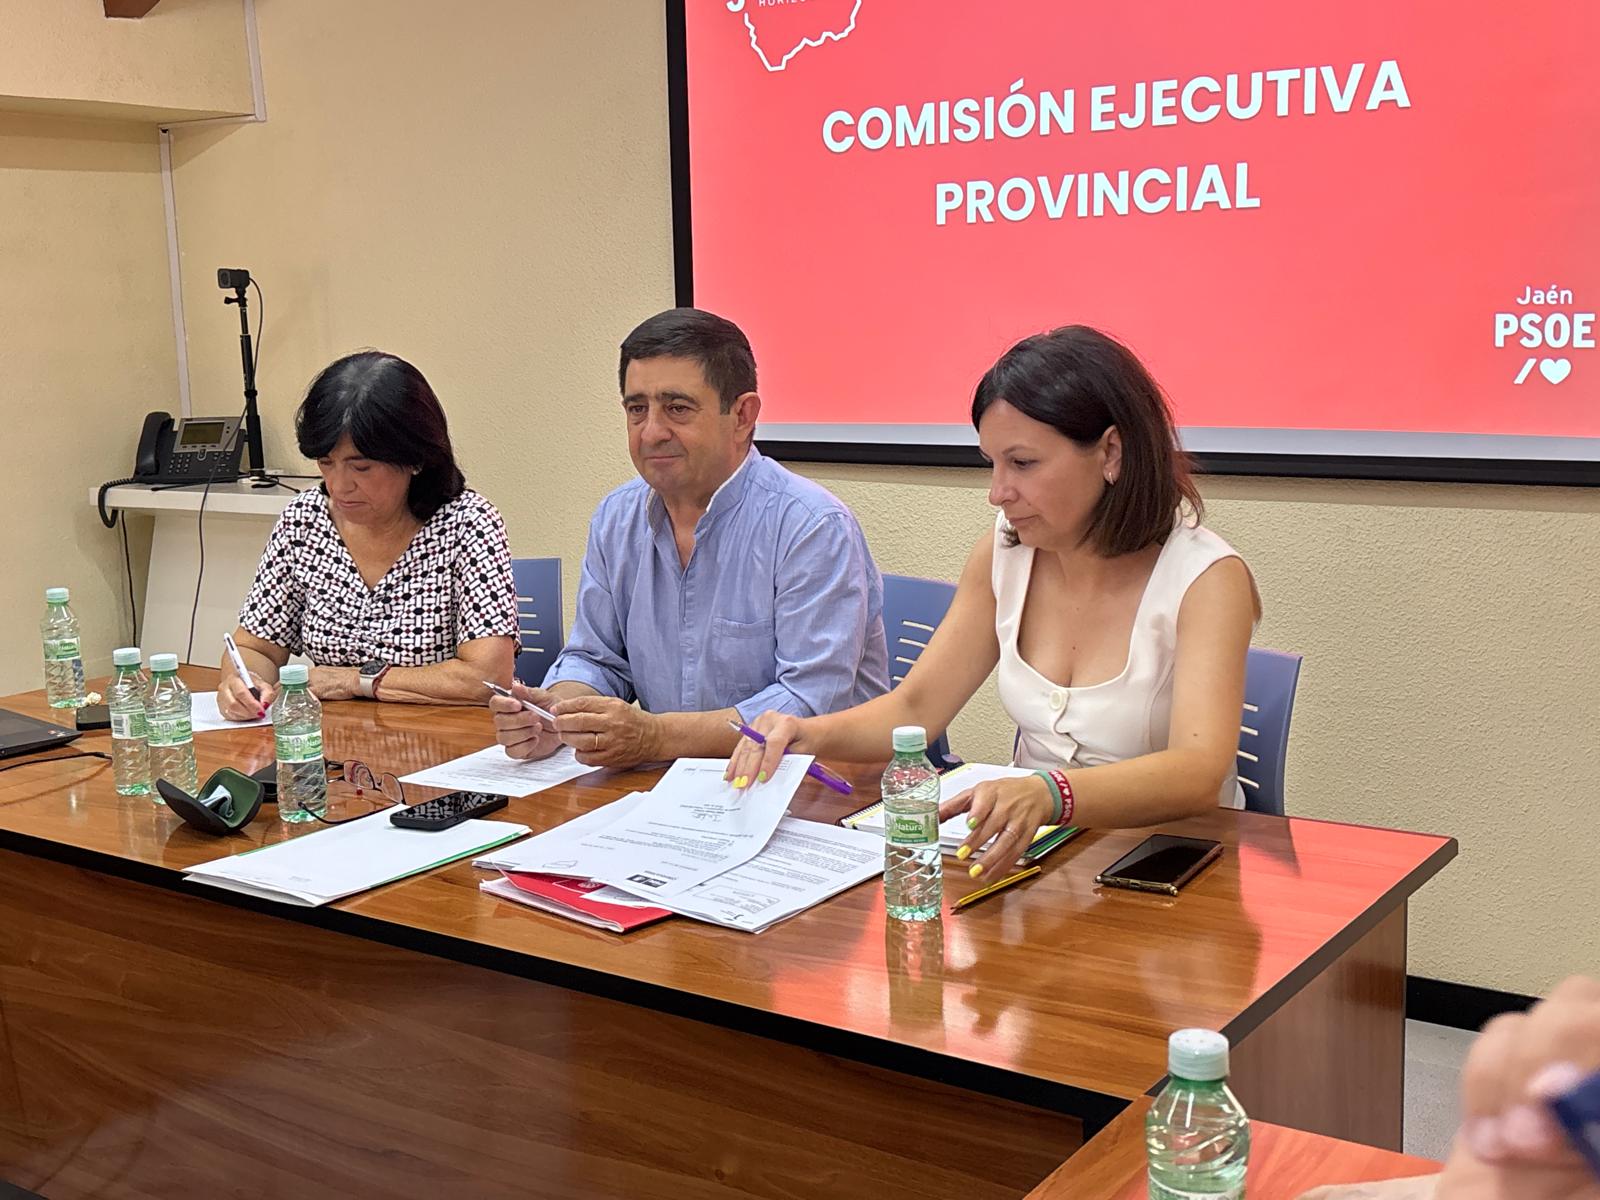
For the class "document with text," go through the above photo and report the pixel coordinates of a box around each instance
[474,791,651,875]
[646,817,883,933]
[399,744,600,797]
[588,756,812,899]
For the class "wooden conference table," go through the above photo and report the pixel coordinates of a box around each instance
[1026,1100,1442,1199]
[0,670,1455,1199]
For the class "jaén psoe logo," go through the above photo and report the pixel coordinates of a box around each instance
[726,0,862,73]
[1495,282,1596,387]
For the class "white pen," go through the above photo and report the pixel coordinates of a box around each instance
[222,632,262,702]
[482,680,558,728]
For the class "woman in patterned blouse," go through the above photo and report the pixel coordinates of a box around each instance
[216,351,518,720]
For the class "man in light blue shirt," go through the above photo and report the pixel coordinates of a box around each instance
[491,307,888,770]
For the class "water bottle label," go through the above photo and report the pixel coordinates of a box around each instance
[886,810,939,845]
[146,716,193,747]
[111,710,147,740]
[44,638,81,660]
[276,730,324,763]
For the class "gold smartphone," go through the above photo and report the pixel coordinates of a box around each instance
[1095,835,1222,897]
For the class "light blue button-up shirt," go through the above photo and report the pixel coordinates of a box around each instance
[546,448,889,720]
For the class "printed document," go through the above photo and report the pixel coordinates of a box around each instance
[585,756,811,899]
[648,817,882,933]
[184,810,528,906]
[474,791,650,874]
[399,744,600,797]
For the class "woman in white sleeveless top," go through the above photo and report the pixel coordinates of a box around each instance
[727,326,1259,879]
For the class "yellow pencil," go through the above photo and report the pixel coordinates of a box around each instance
[951,864,1042,913]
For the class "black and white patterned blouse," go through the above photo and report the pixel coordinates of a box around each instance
[239,487,518,667]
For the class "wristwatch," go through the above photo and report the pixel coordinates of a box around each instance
[357,659,391,700]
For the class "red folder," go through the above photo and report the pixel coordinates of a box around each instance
[490,871,673,933]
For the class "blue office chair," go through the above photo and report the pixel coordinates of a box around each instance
[881,573,962,770]
[511,557,564,688]
[1237,646,1303,817]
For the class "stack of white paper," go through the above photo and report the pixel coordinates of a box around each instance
[185,811,529,906]
[477,757,883,933]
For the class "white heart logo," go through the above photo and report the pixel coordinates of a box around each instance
[1539,358,1572,384]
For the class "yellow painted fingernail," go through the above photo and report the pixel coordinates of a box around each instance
[966,817,977,829]
[733,776,748,789]
[968,863,984,878]
[757,770,768,783]
[955,845,972,861]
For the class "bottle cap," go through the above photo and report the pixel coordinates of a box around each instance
[891,725,928,753]
[1168,1029,1230,1081]
[280,664,310,685]
[148,653,180,673]
[112,647,142,667]
[45,587,69,603]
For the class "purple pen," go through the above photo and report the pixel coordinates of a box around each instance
[727,719,854,795]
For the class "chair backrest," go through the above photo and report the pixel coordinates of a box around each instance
[881,573,960,769]
[511,557,564,687]
[1237,646,1303,817]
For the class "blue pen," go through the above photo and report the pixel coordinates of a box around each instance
[727,719,853,795]
[1550,1068,1600,1181]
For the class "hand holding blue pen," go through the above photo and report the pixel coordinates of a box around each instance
[1444,974,1600,1196]
[726,719,853,795]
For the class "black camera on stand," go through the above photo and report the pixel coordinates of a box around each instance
[218,267,268,483]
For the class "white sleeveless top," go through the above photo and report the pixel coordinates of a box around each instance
[993,512,1247,809]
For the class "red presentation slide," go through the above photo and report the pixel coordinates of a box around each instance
[683,1,1600,462]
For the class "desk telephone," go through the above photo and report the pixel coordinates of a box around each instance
[96,411,246,527]
[134,411,246,484]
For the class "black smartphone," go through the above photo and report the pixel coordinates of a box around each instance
[1095,834,1223,896]
[389,790,509,831]
[74,704,111,732]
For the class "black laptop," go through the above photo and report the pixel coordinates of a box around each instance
[0,708,82,759]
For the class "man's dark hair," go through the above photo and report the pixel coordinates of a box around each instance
[618,307,757,412]
[971,325,1202,556]
[296,351,466,522]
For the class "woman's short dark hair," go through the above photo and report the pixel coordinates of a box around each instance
[971,325,1202,556]
[296,351,466,522]
[618,307,757,411]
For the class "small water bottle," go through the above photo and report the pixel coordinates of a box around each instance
[1147,1029,1251,1200]
[272,664,327,823]
[882,725,942,921]
[40,587,86,709]
[144,654,198,798]
[107,647,151,797]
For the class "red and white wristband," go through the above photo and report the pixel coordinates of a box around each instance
[1032,768,1076,826]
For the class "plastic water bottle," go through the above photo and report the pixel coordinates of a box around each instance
[107,647,151,797]
[273,664,326,823]
[144,654,198,798]
[1147,1029,1251,1199]
[40,587,86,708]
[882,725,943,921]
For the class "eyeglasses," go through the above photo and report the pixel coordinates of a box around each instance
[290,759,406,825]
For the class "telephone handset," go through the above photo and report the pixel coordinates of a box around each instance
[133,411,245,484]
[98,411,246,528]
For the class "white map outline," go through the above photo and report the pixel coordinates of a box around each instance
[734,0,863,72]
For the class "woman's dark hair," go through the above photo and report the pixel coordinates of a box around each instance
[618,307,757,411]
[970,325,1202,556]
[296,351,465,522]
